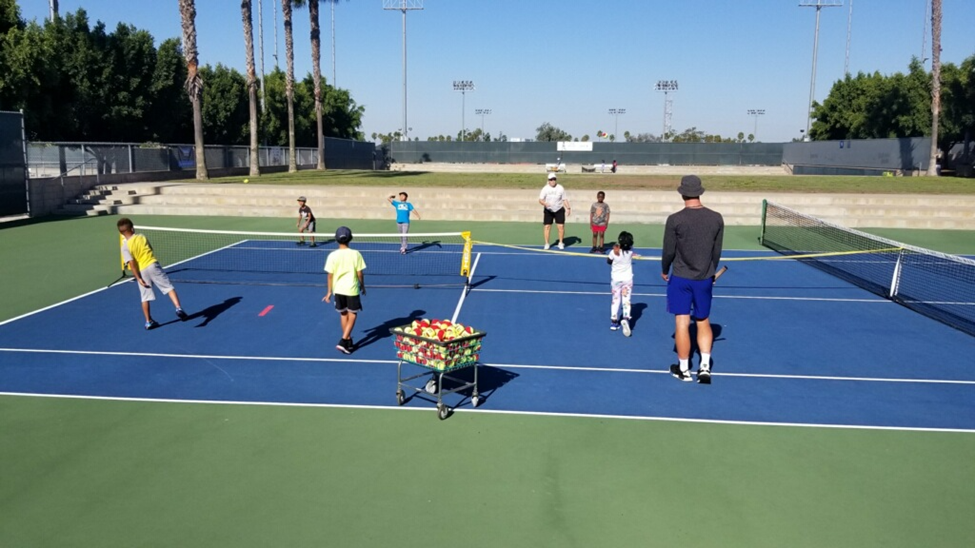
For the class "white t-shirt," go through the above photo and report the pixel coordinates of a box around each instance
[539,183,568,212]
[608,249,635,283]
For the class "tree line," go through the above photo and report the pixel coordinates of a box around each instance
[0,1,363,177]
[810,56,974,157]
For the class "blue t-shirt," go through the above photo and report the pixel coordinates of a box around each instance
[392,200,414,224]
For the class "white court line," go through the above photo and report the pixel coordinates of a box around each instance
[451,251,481,324]
[1,391,972,434]
[471,287,891,304]
[2,347,972,385]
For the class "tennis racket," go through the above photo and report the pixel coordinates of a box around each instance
[713,265,728,284]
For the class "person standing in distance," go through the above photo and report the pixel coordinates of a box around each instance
[661,175,724,384]
[539,172,571,250]
[296,196,317,247]
[117,217,189,330]
[323,226,366,354]
[387,191,421,254]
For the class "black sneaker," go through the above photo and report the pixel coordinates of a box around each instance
[669,364,693,382]
[336,339,352,355]
[145,319,160,330]
[176,308,189,321]
[698,366,712,385]
[309,243,318,248]
[297,241,305,246]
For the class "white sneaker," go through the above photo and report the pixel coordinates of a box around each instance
[557,241,565,250]
[543,243,551,250]
[621,319,631,337]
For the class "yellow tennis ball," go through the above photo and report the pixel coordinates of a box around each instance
[243,178,249,183]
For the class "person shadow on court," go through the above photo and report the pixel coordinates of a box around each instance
[355,309,427,350]
[186,297,243,328]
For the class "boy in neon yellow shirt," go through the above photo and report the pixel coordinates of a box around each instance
[323,226,367,354]
[117,218,189,330]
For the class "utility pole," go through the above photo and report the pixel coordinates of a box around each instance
[259,0,266,112]
[655,81,678,140]
[800,0,841,140]
[475,108,491,136]
[608,108,626,141]
[747,109,765,140]
[844,0,854,76]
[453,80,475,141]
[384,0,424,141]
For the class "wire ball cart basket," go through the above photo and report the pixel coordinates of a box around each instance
[390,319,487,420]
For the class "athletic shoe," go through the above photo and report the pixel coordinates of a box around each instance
[557,241,565,250]
[543,243,551,250]
[145,320,159,330]
[424,379,439,394]
[669,364,693,382]
[336,339,352,355]
[176,308,189,321]
[590,247,598,253]
[309,242,318,248]
[610,320,620,331]
[400,249,407,254]
[621,319,631,337]
[698,365,712,385]
[296,241,305,246]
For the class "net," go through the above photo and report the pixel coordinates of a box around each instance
[123,226,473,288]
[761,200,975,336]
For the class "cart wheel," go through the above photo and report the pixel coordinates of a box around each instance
[396,390,405,406]
[437,403,449,420]
[472,395,480,408]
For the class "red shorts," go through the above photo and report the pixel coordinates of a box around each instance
[591,224,607,234]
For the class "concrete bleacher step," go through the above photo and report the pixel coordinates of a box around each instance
[55,182,975,230]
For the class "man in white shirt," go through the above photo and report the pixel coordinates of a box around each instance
[538,172,571,250]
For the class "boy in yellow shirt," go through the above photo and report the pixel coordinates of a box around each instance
[117,218,189,330]
[323,226,367,354]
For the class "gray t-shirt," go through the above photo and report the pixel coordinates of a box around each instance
[661,206,724,280]
[590,202,610,226]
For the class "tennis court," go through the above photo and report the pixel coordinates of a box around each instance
[1,213,974,547]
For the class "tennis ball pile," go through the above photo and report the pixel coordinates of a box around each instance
[393,319,482,370]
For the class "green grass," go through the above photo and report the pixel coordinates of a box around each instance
[178,168,975,194]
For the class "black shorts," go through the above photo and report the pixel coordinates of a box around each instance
[333,294,362,313]
[543,207,566,225]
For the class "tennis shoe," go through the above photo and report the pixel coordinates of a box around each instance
[669,364,693,382]
[336,339,352,355]
[621,319,631,337]
[176,308,189,321]
[296,241,305,246]
[543,243,551,250]
[590,246,597,253]
[698,365,712,385]
[145,319,159,330]
[309,242,318,248]
[610,320,619,331]
[557,241,565,250]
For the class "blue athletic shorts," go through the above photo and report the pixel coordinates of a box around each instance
[666,275,713,320]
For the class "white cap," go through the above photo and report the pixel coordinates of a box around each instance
[547,172,557,180]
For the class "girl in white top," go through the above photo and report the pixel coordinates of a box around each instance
[607,231,637,336]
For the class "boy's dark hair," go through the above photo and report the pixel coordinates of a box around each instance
[400,192,408,199]
[117,218,133,231]
[597,191,605,198]
[618,231,634,251]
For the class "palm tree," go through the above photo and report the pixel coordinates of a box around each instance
[241,0,260,177]
[927,0,941,176]
[178,0,208,180]
[281,0,297,172]
[296,0,326,170]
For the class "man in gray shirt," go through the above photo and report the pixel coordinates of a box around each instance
[661,175,724,384]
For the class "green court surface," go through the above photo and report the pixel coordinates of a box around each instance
[2,213,974,547]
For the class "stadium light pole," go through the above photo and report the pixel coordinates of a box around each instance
[384,0,423,142]
[608,108,626,141]
[475,108,491,136]
[453,80,475,141]
[844,0,854,76]
[655,80,678,140]
[747,109,765,140]
[800,1,841,140]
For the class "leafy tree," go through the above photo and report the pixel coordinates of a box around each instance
[199,64,248,145]
[535,122,571,142]
[148,37,192,143]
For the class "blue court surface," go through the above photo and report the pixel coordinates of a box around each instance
[1,242,973,431]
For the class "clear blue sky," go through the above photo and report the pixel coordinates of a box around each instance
[18,0,975,143]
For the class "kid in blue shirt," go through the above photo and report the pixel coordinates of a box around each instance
[387,191,421,254]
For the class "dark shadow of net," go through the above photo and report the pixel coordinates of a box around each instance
[355,309,426,350]
[468,275,496,289]
[187,296,243,328]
